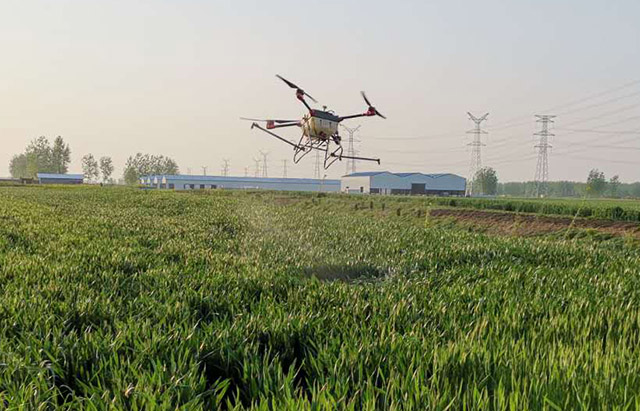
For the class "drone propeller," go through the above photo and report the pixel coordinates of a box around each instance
[361,91,386,119]
[240,117,298,124]
[276,74,318,103]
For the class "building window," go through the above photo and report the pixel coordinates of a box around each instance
[199,184,205,189]
[169,184,175,189]
[360,187,364,193]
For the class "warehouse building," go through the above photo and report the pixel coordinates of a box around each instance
[141,175,341,192]
[341,171,466,196]
[37,173,84,185]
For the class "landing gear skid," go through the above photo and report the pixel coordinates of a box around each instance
[251,123,381,170]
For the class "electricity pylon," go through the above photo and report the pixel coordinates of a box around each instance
[465,112,489,196]
[533,115,555,197]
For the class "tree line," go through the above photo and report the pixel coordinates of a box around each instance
[8,136,179,184]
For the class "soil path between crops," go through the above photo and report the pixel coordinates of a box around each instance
[429,208,640,237]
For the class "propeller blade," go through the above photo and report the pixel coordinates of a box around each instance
[361,91,372,107]
[276,74,298,89]
[276,74,317,103]
[361,91,386,119]
[240,117,298,123]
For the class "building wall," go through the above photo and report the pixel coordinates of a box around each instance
[143,175,340,193]
[340,176,371,193]
[342,172,466,195]
[38,178,83,185]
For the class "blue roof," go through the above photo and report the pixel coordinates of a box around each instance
[142,175,340,185]
[37,173,84,180]
[343,171,388,177]
[344,171,459,179]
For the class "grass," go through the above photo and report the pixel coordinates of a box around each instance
[1,186,640,409]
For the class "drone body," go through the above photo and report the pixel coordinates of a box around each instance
[242,75,385,170]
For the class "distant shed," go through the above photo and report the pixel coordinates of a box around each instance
[341,171,466,196]
[140,175,340,193]
[37,173,84,185]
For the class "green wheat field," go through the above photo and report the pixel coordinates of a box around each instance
[1,186,640,409]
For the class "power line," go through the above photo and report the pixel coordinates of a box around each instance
[465,112,489,196]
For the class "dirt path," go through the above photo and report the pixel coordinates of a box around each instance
[429,208,640,237]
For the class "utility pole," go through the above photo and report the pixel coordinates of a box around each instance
[253,158,261,177]
[259,150,269,178]
[313,151,321,179]
[340,124,360,175]
[221,159,230,177]
[282,159,288,178]
[244,166,249,177]
[201,166,207,176]
[465,112,489,196]
[533,115,555,198]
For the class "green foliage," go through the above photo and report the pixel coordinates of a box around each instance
[425,196,640,222]
[1,187,640,408]
[81,153,99,183]
[473,167,498,195]
[8,136,71,178]
[99,156,114,183]
[123,153,180,185]
[587,169,607,197]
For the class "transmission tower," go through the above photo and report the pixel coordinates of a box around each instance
[221,159,230,177]
[253,158,260,177]
[465,112,489,196]
[282,159,288,178]
[341,124,360,175]
[313,150,321,179]
[201,166,207,176]
[259,150,269,178]
[533,115,555,197]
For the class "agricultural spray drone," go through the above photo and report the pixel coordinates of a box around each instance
[242,75,384,169]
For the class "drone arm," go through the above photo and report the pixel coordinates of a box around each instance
[250,123,304,149]
[339,113,370,121]
[296,91,313,112]
[267,122,301,130]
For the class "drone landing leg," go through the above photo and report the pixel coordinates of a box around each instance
[324,141,343,169]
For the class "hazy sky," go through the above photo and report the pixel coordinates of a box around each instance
[1,0,639,182]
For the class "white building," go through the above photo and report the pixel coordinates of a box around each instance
[141,175,340,193]
[341,171,466,196]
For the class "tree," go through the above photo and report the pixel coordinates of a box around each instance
[473,167,498,195]
[586,169,607,197]
[82,154,99,183]
[609,175,620,198]
[99,156,114,183]
[25,136,53,174]
[8,136,71,178]
[122,153,180,185]
[50,136,71,174]
[9,154,29,178]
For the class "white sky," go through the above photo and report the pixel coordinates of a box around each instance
[1,0,639,182]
